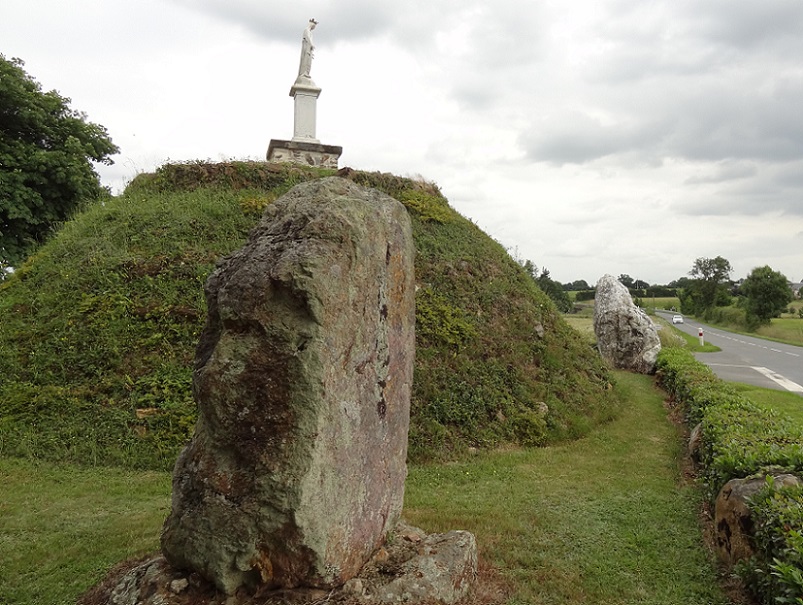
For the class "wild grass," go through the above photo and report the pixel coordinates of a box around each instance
[0,372,732,605]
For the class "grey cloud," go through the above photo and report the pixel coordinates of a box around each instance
[166,0,469,47]
[673,165,803,217]
[684,161,758,184]
[690,0,803,51]
[520,112,668,165]
[522,67,803,166]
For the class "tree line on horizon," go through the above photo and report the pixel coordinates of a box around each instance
[554,257,795,330]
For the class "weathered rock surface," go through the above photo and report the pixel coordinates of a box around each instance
[160,177,416,594]
[593,274,661,373]
[715,472,803,566]
[81,523,477,605]
[366,529,477,604]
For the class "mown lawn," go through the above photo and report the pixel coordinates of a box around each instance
[0,372,733,605]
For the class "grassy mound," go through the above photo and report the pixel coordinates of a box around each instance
[0,162,616,470]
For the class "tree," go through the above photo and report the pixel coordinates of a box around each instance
[563,279,590,291]
[0,55,118,269]
[685,255,733,313]
[617,274,634,288]
[741,265,792,327]
[668,276,693,289]
[521,260,572,312]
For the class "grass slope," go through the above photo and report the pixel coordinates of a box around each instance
[0,161,615,470]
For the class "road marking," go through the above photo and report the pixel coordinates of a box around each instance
[752,367,803,394]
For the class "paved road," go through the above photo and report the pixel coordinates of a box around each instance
[655,310,803,395]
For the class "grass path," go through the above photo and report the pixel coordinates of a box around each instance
[0,372,733,604]
[404,372,733,604]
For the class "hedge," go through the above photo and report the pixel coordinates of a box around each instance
[655,348,803,604]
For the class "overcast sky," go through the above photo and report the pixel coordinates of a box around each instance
[3,0,802,285]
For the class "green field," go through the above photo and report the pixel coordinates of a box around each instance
[0,372,734,605]
[753,317,803,346]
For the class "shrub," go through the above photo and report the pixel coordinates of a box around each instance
[655,348,803,602]
[744,481,803,605]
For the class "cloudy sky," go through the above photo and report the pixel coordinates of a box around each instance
[3,0,802,285]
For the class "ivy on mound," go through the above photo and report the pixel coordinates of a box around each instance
[0,162,616,470]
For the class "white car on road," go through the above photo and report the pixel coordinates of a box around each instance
[672,315,684,324]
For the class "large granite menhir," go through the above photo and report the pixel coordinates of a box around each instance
[161,177,415,595]
[593,274,661,374]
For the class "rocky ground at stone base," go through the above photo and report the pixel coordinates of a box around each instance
[80,523,499,605]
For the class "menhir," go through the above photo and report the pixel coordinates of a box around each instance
[593,273,661,373]
[161,177,416,595]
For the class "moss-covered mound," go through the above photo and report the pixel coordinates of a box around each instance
[0,161,616,469]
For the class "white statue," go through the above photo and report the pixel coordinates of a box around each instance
[298,18,317,79]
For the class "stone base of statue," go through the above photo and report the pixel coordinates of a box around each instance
[266,75,342,168]
[267,139,342,168]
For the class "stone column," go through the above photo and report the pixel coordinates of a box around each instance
[290,78,321,143]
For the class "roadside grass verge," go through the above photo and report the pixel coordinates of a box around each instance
[0,371,731,605]
[668,328,721,353]
[653,315,721,353]
[731,382,803,425]
[753,317,803,347]
[693,306,803,347]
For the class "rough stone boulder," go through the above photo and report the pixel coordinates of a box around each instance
[715,473,803,567]
[593,274,661,373]
[80,523,477,605]
[160,177,416,595]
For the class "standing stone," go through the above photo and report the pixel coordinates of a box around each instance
[593,274,661,373]
[715,473,803,567]
[160,177,415,595]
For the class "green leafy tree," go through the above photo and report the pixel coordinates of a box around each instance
[522,260,572,312]
[0,55,118,269]
[617,274,634,288]
[563,279,590,291]
[684,255,733,314]
[741,265,792,327]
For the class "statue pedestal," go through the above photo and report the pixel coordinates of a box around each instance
[267,75,342,168]
[290,76,321,143]
[267,139,342,168]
